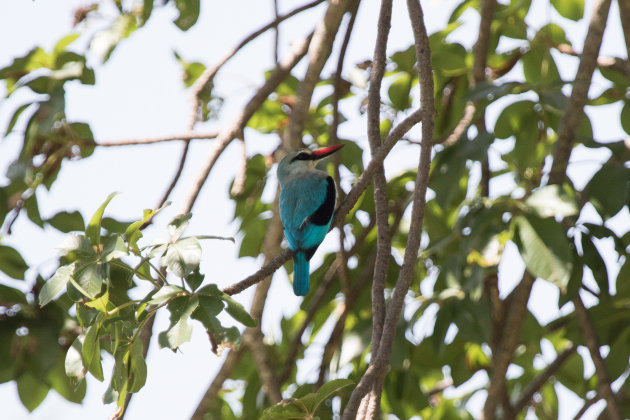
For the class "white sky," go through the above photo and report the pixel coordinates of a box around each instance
[0,0,628,419]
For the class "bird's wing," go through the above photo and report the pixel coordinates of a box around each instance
[280,173,333,250]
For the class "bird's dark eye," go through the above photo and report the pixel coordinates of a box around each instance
[292,152,310,162]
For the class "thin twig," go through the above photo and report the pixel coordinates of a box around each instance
[188,0,325,130]
[221,250,293,296]
[230,134,247,197]
[182,34,313,214]
[573,295,623,420]
[572,392,602,420]
[548,0,612,185]
[619,1,630,79]
[94,131,219,147]
[512,344,577,413]
[156,141,190,210]
[342,0,435,416]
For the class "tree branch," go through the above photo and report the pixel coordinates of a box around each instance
[182,34,313,214]
[94,131,219,147]
[573,295,623,420]
[483,271,535,419]
[284,0,355,150]
[189,349,242,420]
[187,0,325,130]
[243,328,282,403]
[512,343,577,413]
[619,0,630,79]
[548,0,612,185]
[358,0,394,415]
[221,250,293,296]
[342,0,435,416]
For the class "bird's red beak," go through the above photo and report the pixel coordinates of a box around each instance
[310,144,344,160]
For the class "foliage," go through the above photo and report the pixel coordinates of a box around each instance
[1,0,630,419]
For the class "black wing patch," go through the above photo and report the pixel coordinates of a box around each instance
[310,176,335,226]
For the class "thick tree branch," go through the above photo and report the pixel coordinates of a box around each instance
[358,0,394,415]
[548,0,612,185]
[182,34,313,214]
[343,0,435,416]
[285,0,355,149]
[573,295,623,420]
[483,271,535,419]
[619,0,630,78]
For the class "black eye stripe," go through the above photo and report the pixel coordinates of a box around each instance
[292,152,310,162]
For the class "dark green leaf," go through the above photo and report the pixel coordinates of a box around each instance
[0,245,28,280]
[514,214,572,290]
[82,324,104,381]
[388,73,412,111]
[221,293,256,328]
[47,211,85,233]
[585,162,629,219]
[128,339,147,393]
[74,262,106,298]
[173,0,200,30]
[148,285,185,304]
[159,295,199,350]
[621,101,630,135]
[581,235,609,296]
[102,234,128,262]
[185,266,204,291]
[0,284,27,304]
[17,372,49,412]
[301,378,353,412]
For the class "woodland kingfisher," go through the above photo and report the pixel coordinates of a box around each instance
[277,144,344,296]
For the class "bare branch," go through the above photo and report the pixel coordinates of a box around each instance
[229,135,247,196]
[187,0,325,130]
[221,250,293,296]
[548,0,612,185]
[343,0,435,415]
[573,295,623,420]
[513,343,577,413]
[243,329,282,403]
[573,392,602,420]
[157,141,190,210]
[285,0,356,149]
[483,271,535,419]
[189,349,242,420]
[94,131,219,147]
[619,1,630,78]
[182,34,313,214]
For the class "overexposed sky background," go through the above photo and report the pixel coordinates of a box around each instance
[0,0,628,419]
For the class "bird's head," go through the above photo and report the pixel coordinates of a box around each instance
[277,144,344,184]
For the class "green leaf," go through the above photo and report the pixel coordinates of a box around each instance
[148,285,185,304]
[301,378,353,412]
[82,324,104,381]
[65,336,86,380]
[0,284,27,304]
[39,263,75,306]
[0,245,28,280]
[514,215,573,290]
[581,235,609,296]
[158,295,199,350]
[93,14,138,62]
[621,101,630,135]
[525,185,578,218]
[168,213,192,242]
[86,192,117,248]
[74,262,106,298]
[47,211,85,233]
[128,339,147,393]
[185,266,204,291]
[221,293,256,327]
[550,0,583,21]
[46,360,86,403]
[161,237,201,278]
[173,0,200,30]
[262,401,307,420]
[388,72,412,111]
[4,103,32,135]
[585,162,629,219]
[17,372,50,412]
[85,290,111,312]
[124,204,168,251]
[102,234,128,262]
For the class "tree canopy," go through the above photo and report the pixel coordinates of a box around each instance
[1,0,630,419]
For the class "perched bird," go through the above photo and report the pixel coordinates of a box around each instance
[277,144,344,296]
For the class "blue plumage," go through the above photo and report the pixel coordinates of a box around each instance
[277,145,342,296]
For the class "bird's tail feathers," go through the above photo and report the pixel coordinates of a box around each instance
[293,252,310,296]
